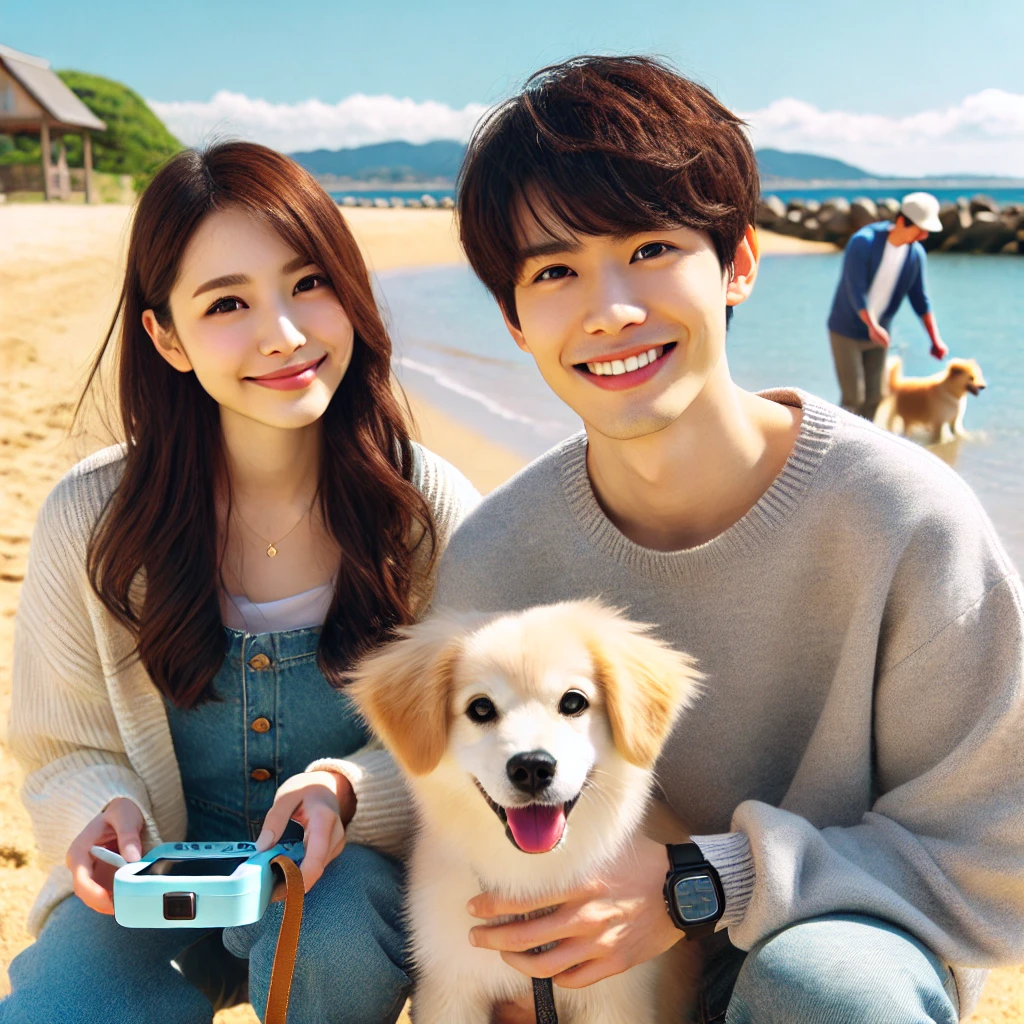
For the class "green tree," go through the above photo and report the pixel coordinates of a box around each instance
[0,133,42,165]
[58,70,182,186]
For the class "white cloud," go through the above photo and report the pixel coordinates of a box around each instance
[150,88,1024,176]
[149,91,488,153]
[741,89,1024,177]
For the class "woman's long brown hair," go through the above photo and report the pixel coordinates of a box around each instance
[79,141,435,707]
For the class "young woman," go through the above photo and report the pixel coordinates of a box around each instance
[3,142,478,1024]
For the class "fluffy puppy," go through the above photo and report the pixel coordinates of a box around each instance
[347,600,703,1024]
[880,355,987,443]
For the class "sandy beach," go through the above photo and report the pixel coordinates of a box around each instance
[0,203,1019,1022]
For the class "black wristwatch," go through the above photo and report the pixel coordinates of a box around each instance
[663,842,725,940]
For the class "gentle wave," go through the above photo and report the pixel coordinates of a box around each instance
[396,356,563,432]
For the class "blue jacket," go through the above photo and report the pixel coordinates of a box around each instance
[827,222,932,341]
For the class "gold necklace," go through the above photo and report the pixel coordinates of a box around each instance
[233,502,313,558]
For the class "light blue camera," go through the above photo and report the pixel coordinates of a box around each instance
[94,840,304,928]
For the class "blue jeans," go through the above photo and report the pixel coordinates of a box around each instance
[703,914,959,1023]
[0,843,410,1024]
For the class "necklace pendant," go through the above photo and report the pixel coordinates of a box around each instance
[266,544,278,558]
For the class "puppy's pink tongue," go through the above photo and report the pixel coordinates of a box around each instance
[505,804,566,853]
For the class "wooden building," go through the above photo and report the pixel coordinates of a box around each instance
[0,43,106,202]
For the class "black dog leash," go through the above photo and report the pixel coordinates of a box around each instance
[532,977,558,1024]
[497,897,560,1022]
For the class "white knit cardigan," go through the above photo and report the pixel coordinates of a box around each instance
[8,442,479,935]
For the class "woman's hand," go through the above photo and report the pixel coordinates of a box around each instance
[469,834,682,991]
[65,797,144,914]
[256,770,356,891]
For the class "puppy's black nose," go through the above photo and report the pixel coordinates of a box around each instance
[507,750,557,796]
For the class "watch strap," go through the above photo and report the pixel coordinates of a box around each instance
[667,842,709,871]
[679,919,717,939]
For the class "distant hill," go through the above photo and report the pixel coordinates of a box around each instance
[290,141,878,185]
[289,140,465,182]
[756,148,871,181]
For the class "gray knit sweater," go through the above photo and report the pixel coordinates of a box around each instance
[430,389,1024,1018]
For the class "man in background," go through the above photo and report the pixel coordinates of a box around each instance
[827,192,949,421]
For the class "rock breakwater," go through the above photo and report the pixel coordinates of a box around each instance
[338,194,455,210]
[757,194,1024,254]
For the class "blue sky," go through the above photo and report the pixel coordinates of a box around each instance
[4,0,1024,174]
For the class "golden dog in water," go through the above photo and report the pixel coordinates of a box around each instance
[878,356,986,443]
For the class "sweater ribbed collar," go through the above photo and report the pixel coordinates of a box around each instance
[558,389,837,583]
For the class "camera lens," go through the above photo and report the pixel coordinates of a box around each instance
[163,892,197,921]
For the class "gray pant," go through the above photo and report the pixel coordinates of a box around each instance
[829,330,887,422]
[717,913,958,1023]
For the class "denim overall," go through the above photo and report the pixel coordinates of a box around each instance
[166,627,368,842]
[1,628,411,1024]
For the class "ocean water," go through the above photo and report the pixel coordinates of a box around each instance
[330,188,453,204]
[769,187,1024,206]
[378,255,1023,568]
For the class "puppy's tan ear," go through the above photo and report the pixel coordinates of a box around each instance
[346,615,466,776]
[584,604,702,768]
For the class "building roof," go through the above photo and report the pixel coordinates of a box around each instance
[0,44,106,131]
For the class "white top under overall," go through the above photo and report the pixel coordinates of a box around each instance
[223,582,336,633]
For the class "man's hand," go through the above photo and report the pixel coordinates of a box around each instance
[66,797,144,914]
[468,834,681,990]
[256,770,355,891]
[922,312,947,360]
[867,322,891,348]
[858,309,890,348]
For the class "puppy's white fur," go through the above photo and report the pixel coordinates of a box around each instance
[348,600,702,1024]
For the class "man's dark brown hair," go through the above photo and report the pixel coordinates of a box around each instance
[457,55,760,327]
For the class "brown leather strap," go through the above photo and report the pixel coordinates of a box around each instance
[265,854,305,1024]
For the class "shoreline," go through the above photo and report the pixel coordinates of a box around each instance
[0,203,1015,1022]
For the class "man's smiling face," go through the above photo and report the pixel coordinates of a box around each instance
[504,207,757,442]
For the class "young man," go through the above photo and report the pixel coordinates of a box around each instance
[827,192,949,421]
[426,57,1024,1022]
[260,55,1022,1023]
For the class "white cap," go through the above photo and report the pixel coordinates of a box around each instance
[900,192,942,232]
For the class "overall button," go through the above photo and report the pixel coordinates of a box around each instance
[248,653,271,670]
[251,717,271,733]
[250,768,272,782]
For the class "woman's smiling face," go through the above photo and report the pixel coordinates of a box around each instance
[143,206,354,431]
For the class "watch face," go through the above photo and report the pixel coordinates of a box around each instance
[672,872,721,924]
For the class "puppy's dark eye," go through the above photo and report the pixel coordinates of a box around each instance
[466,697,498,723]
[558,690,589,716]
